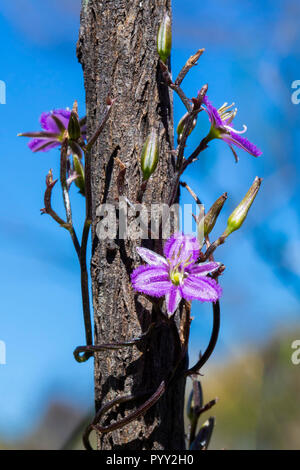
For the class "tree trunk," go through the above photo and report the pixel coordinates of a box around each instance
[77,0,187,450]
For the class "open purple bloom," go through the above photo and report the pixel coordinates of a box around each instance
[131,233,222,317]
[18,108,86,154]
[202,95,262,161]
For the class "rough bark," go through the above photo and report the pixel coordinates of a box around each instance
[77,0,187,450]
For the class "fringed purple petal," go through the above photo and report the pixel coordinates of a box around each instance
[40,109,71,133]
[136,247,168,267]
[163,232,200,268]
[28,138,60,152]
[180,275,222,302]
[224,132,262,157]
[165,286,182,317]
[202,95,223,127]
[188,261,220,277]
[131,265,171,297]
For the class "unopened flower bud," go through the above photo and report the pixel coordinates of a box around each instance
[176,113,197,144]
[204,193,227,237]
[186,390,194,421]
[186,381,203,421]
[141,129,159,181]
[157,14,172,63]
[224,177,262,236]
[68,111,81,141]
[73,154,85,195]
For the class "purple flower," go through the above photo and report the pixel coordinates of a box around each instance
[18,108,86,154]
[202,95,262,161]
[131,233,222,317]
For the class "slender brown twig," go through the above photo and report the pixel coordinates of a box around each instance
[73,322,157,362]
[182,136,209,173]
[41,170,68,227]
[203,234,227,260]
[180,181,202,205]
[77,219,93,362]
[85,98,115,152]
[176,84,208,170]
[159,61,192,112]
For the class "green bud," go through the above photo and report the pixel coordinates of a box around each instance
[68,111,81,141]
[225,176,262,236]
[176,112,197,144]
[141,129,159,181]
[204,193,227,237]
[157,14,172,63]
[73,154,85,195]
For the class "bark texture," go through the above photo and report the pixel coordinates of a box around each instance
[77,0,187,449]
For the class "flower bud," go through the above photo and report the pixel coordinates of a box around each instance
[73,154,85,195]
[204,193,227,237]
[68,111,81,141]
[186,381,203,421]
[224,176,262,236]
[157,14,172,63]
[141,129,159,181]
[176,112,197,144]
[190,417,215,450]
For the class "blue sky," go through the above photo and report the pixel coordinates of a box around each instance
[0,0,299,439]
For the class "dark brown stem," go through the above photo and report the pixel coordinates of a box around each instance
[41,169,68,227]
[170,83,192,112]
[59,138,81,258]
[73,322,157,362]
[83,381,166,450]
[167,138,208,207]
[203,234,227,260]
[180,181,202,205]
[76,219,93,362]
[176,110,200,170]
[159,60,192,112]
[182,136,209,173]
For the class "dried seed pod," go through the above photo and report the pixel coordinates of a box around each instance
[204,193,227,237]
